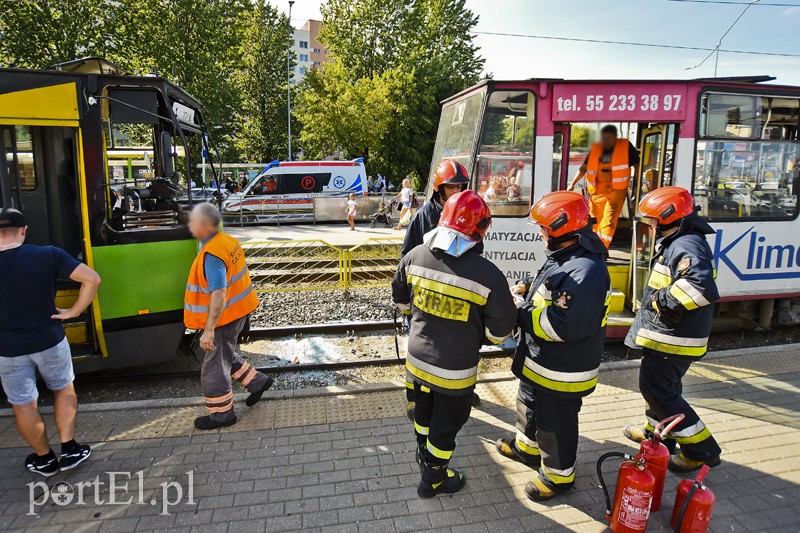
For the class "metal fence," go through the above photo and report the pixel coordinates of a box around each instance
[243,237,402,293]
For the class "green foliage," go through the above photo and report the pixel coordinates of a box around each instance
[0,1,116,68]
[571,125,591,148]
[0,0,292,164]
[297,0,484,185]
[232,2,295,163]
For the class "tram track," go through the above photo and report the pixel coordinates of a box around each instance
[72,319,514,385]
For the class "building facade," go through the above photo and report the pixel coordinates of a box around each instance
[290,19,329,83]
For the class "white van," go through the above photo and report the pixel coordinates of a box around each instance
[222,158,366,223]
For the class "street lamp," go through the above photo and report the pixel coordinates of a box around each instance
[287,0,295,161]
[685,0,760,76]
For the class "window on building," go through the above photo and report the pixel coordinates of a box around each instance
[299,54,309,62]
[299,67,307,75]
[299,41,308,49]
[476,90,535,217]
[694,92,800,220]
[313,61,322,67]
[313,48,321,53]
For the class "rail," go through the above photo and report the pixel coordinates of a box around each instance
[242,237,402,293]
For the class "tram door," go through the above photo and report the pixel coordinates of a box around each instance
[630,125,673,310]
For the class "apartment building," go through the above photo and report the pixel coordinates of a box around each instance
[290,19,330,83]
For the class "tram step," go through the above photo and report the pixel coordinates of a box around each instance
[608,264,629,293]
[609,288,626,314]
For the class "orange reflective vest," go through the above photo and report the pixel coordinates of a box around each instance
[585,139,632,194]
[184,232,259,330]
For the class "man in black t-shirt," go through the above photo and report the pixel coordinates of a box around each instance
[0,208,101,477]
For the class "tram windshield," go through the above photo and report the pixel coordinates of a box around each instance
[429,87,534,216]
[694,92,800,220]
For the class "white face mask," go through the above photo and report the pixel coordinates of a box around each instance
[423,226,478,257]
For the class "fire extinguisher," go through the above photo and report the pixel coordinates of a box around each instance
[672,465,714,533]
[597,452,656,533]
[637,414,685,512]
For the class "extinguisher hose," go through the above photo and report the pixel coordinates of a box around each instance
[674,482,701,533]
[596,451,632,517]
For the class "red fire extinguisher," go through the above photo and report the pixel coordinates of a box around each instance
[672,465,714,533]
[597,452,656,533]
[637,414,685,512]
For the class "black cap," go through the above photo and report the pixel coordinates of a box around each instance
[0,207,26,228]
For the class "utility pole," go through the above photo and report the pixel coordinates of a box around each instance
[287,0,295,161]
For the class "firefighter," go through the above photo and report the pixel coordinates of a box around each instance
[569,125,640,249]
[185,203,274,430]
[400,160,471,420]
[392,190,516,498]
[495,191,610,501]
[401,159,469,256]
[622,186,722,472]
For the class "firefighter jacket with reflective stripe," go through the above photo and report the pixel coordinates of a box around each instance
[392,246,517,396]
[625,214,719,359]
[512,228,610,397]
[586,139,632,194]
[184,232,259,330]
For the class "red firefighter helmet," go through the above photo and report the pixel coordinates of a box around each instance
[432,160,469,192]
[638,186,695,226]
[529,191,590,238]
[438,190,492,241]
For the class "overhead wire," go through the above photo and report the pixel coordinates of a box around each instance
[662,0,800,6]
[470,31,800,58]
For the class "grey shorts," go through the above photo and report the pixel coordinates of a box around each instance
[0,337,74,405]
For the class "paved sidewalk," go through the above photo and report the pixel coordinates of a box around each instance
[0,345,798,532]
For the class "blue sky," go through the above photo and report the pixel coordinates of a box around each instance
[270,0,800,84]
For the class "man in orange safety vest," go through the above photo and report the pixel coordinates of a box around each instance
[569,125,640,249]
[185,203,274,430]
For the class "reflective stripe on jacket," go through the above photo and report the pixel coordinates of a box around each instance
[625,214,719,359]
[392,246,517,395]
[586,139,631,194]
[512,228,610,397]
[184,232,259,329]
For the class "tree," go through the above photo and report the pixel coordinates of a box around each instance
[232,1,295,163]
[110,0,251,160]
[0,1,116,68]
[296,0,484,183]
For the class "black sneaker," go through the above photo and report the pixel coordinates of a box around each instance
[245,376,275,407]
[60,444,92,471]
[25,452,60,477]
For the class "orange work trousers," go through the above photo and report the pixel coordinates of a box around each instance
[589,183,628,249]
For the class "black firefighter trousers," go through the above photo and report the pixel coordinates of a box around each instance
[640,350,721,461]
[516,380,582,492]
[411,381,472,465]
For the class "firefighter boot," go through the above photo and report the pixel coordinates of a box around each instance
[524,474,559,502]
[668,452,721,473]
[495,438,541,469]
[417,457,466,499]
[622,425,648,444]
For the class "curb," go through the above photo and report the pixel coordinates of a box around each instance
[1,342,796,417]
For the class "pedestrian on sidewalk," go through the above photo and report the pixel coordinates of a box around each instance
[393,191,516,499]
[496,192,610,501]
[185,203,274,430]
[623,187,722,472]
[346,193,358,231]
[0,207,100,477]
[393,178,413,230]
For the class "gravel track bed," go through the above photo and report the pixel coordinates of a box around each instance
[251,287,396,327]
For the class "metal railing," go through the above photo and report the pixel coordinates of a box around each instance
[242,237,402,293]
